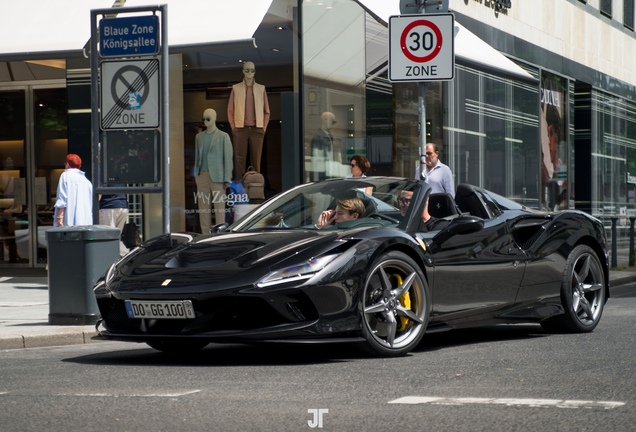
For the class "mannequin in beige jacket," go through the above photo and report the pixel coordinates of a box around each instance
[227,61,270,179]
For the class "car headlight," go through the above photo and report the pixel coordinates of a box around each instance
[257,254,340,288]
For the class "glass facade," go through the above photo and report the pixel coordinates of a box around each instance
[445,65,541,207]
[180,1,301,234]
[0,85,68,266]
[301,2,543,209]
[303,0,366,181]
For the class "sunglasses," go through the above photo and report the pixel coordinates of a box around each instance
[243,69,255,73]
[202,118,212,122]
[425,152,434,156]
[350,163,357,168]
[399,197,412,206]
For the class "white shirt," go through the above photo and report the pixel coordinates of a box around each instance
[54,168,93,227]
[416,162,455,198]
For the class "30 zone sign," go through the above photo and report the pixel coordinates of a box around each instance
[389,14,455,82]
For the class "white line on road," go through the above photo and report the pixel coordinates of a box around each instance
[57,390,201,398]
[388,396,626,410]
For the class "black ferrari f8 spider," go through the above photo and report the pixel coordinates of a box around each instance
[94,178,609,357]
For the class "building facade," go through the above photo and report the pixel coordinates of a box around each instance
[0,0,634,268]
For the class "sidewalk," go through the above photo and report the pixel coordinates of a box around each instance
[2,267,636,351]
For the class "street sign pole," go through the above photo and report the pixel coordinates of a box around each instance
[419,80,430,181]
[90,5,170,234]
[398,0,450,181]
[160,6,170,235]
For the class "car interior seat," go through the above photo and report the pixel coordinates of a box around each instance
[455,184,490,219]
[428,193,460,220]
[357,195,378,217]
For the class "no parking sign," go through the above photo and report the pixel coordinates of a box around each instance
[389,14,455,82]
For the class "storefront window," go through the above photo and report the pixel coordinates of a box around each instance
[394,81,443,179]
[540,71,568,211]
[591,90,636,220]
[446,65,540,207]
[303,0,366,181]
[181,0,300,234]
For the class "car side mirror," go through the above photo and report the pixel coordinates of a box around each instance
[433,215,484,245]
[211,222,229,234]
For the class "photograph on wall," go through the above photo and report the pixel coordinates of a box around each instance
[540,72,567,211]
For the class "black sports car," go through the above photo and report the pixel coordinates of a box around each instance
[94,178,609,357]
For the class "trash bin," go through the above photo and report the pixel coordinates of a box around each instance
[46,225,121,325]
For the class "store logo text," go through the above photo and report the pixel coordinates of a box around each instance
[194,191,249,206]
[470,0,511,16]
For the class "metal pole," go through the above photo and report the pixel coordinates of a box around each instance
[161,5,170,234]
[418,82,430,180]
[611,217,618,268]
[90,11,100,225]
[417,1,429,181]
[630,216,636,267]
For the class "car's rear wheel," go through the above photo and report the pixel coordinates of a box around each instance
[146,339,209,353]
[541,245,606,333]
[359,251,429,357]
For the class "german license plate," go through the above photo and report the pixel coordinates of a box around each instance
[124,300,195,319]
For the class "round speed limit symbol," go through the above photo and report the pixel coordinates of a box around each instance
[389,14,454,82]
[400,20,442,63]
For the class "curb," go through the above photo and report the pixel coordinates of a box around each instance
[0,329,103,351]
[610,273,636,288]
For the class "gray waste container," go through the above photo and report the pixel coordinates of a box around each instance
[46,225,121,325]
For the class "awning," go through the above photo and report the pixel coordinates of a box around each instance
[356,0,539,86]
[0,0,272,62]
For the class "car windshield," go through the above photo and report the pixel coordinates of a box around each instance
[231,178,424,232]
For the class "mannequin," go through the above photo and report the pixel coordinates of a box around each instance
[194,108,233,234]
[310,112,336,181]
[227,61,270,179]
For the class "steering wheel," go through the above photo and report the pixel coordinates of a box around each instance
[368,213,399,223]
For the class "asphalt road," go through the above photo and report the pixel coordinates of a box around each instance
[1,285,635,432]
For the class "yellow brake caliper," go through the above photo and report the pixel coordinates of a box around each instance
[392,274,411,332]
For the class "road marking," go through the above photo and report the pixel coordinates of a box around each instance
[0,277,13,283]
[57,390,201,398]
[388,396,625,410]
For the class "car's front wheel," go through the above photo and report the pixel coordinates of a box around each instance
[359,251,429,357]
[541,245,606,333]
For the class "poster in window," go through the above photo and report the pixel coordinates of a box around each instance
[540,73,567,211]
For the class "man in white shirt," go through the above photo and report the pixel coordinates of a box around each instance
[54,154,93,227]
[420,143,455,198]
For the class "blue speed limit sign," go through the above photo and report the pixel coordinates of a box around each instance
[389,14,455,82]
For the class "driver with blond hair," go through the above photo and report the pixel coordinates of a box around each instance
[316,198,365,228]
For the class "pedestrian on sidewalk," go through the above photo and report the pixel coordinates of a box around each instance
[54,154,93,227]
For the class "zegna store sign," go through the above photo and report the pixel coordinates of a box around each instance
[467,0,512,17]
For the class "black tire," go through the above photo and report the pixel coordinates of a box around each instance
[540,245,606,333]
[146,339,209,353]
[359,251,429,357]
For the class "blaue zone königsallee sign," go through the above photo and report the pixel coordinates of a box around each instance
[99,15,159,57]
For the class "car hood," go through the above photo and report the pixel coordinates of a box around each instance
[108,230,343,294]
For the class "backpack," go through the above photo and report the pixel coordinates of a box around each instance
[242,166,265,200]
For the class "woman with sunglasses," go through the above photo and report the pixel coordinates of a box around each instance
[346,154,370,178]
[346,154,373,195]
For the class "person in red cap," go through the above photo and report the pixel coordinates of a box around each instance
[54,154,93,227]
